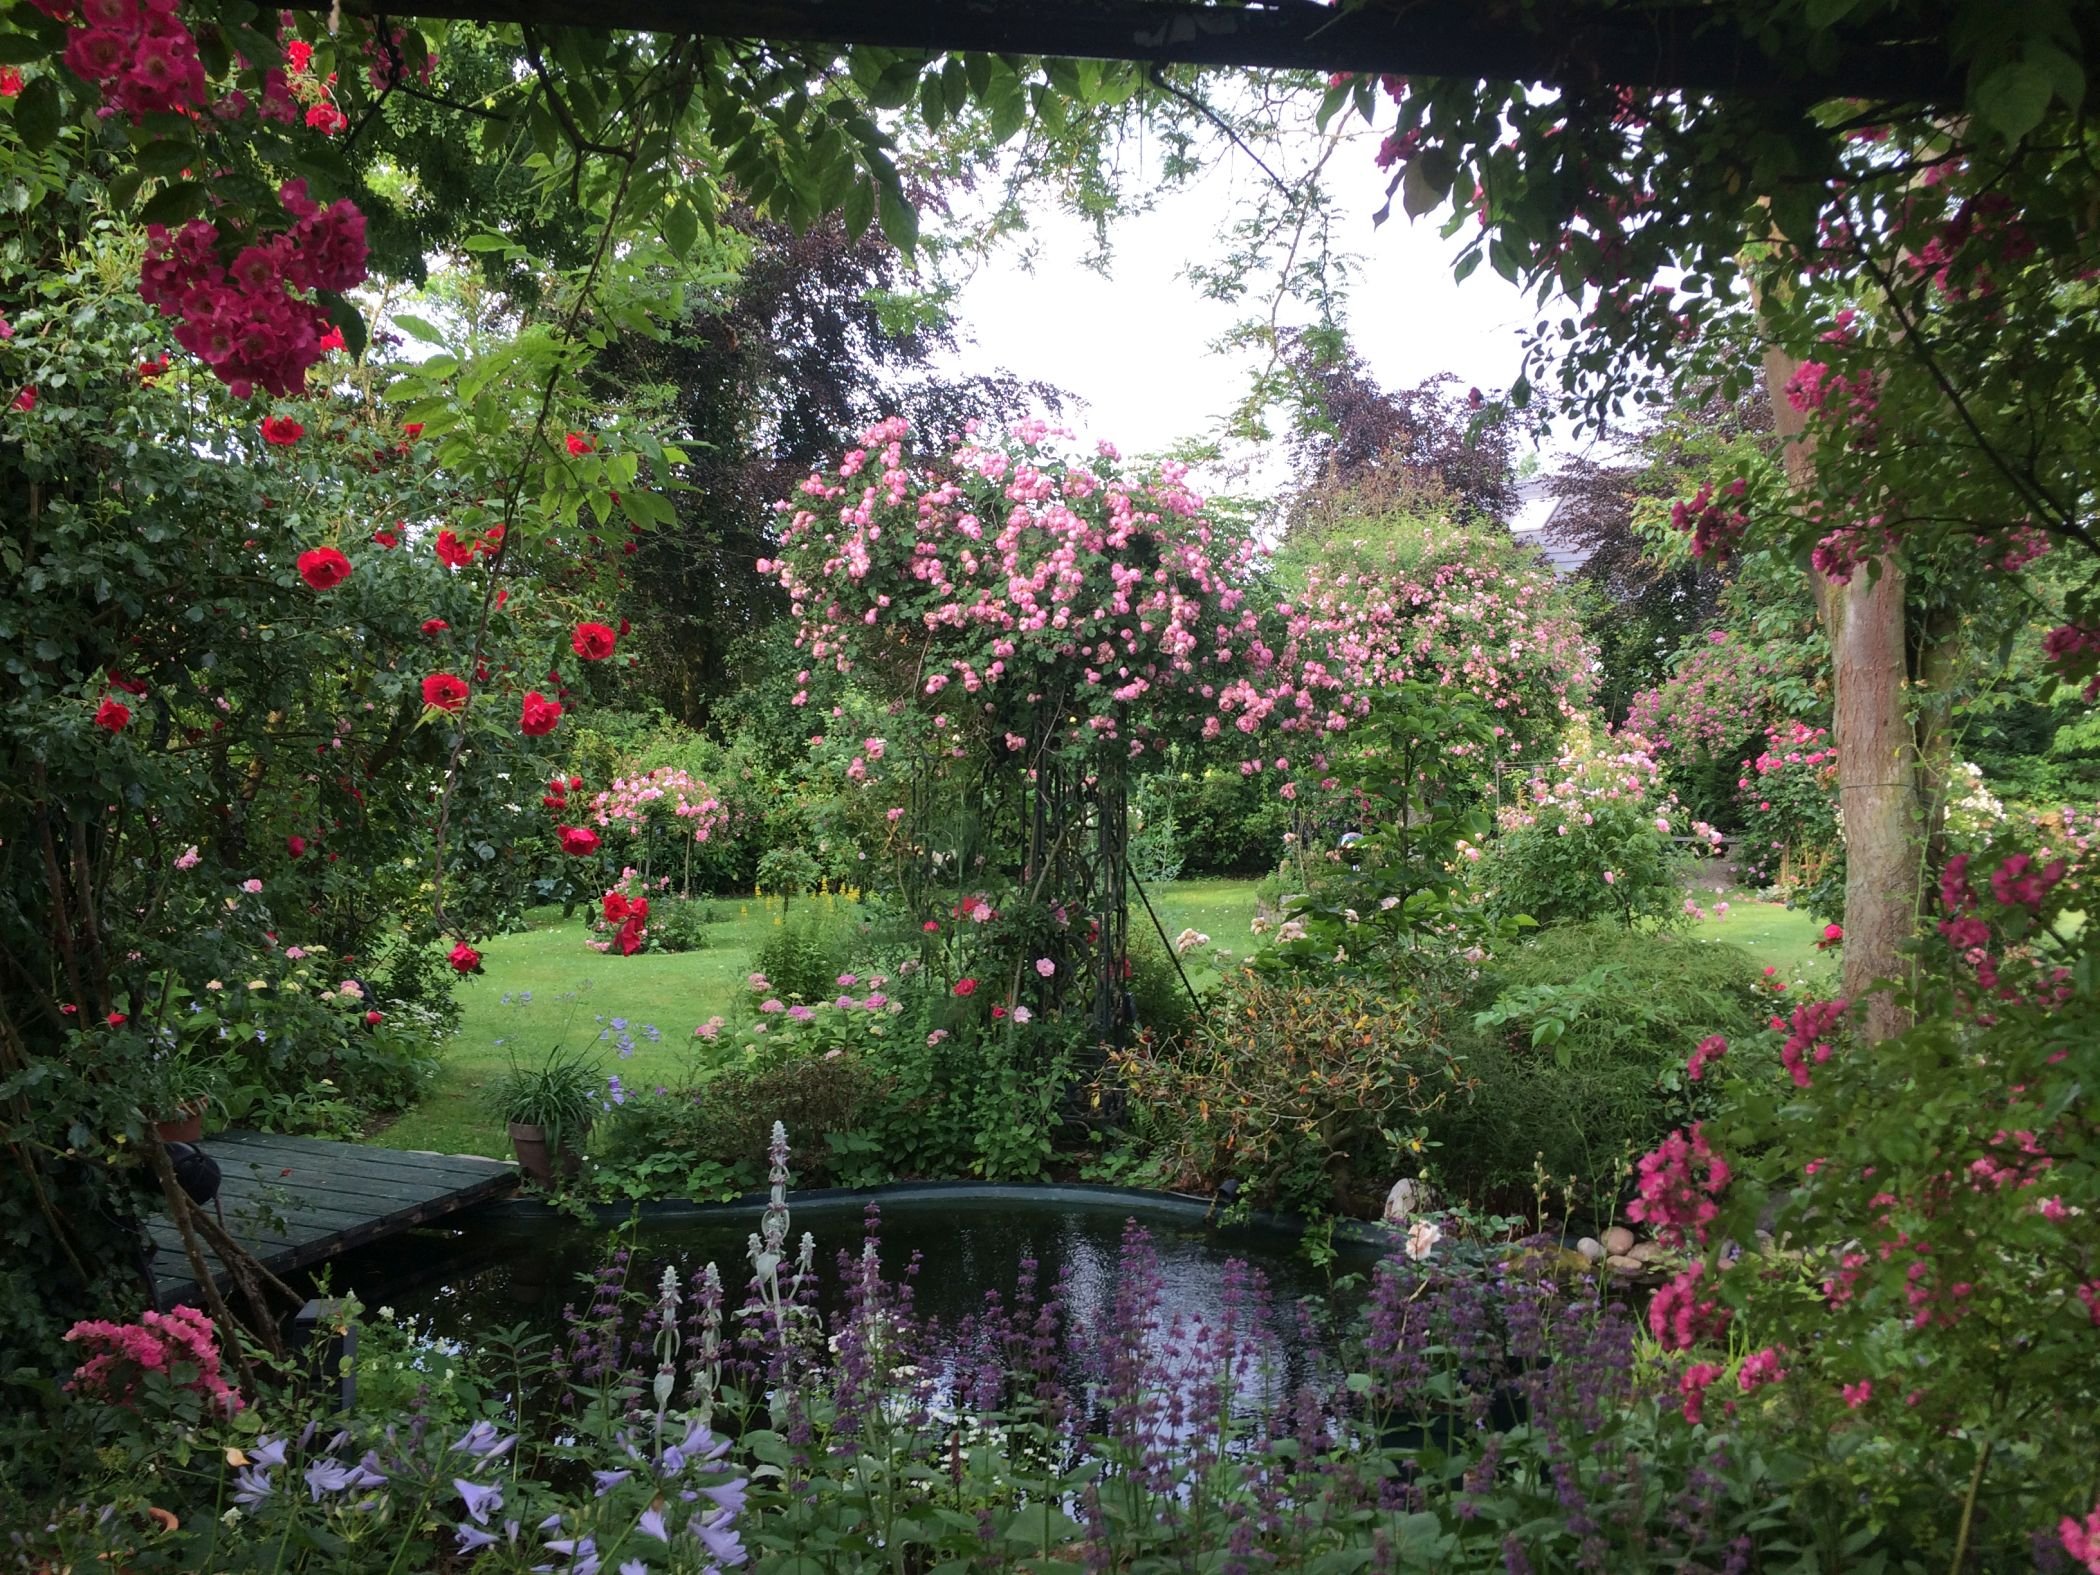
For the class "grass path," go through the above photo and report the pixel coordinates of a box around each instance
[366,878,1828,1159]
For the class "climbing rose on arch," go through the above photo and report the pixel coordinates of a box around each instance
[295,546,351,590]
[572,622,617,661]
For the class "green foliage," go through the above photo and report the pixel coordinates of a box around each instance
[648,898,714,954]
[1161,761,1292,878]
[751,908,858,1004]
[1451,923,1768,1213]
[1127,775,1183,887]
[1481,730,1701,931]
[1123,920,1202,1050]
[1114,970,1475,1218]
[590,1052,879,1198]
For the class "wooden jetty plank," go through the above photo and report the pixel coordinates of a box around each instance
[151,1129,516,1308]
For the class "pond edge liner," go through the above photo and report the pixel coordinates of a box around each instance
[470,1179,1402,1250]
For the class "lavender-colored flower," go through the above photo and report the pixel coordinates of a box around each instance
[697,1476,748,1515]
[305,1458,358,1500]
[450,1420,517,1459]
[251,1434,288,1469]
[231,1465,274,1507]
[592,1468,632,1496]
[693,1507,746,1566]
[637,1504,671,1543]
[455,1523,498,1553]
[619,1562,651,1575]
[543,1532,601,1575]
[455,1477,504,1525]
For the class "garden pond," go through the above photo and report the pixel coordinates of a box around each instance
[320,1186,1386,1396]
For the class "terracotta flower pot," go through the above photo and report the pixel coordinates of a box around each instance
[154,1100,207,1144]
[508,1121,582,1187]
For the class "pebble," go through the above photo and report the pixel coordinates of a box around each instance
[1603,1225,1636,1256]
[1573,1236,1606,1263]
[1604,1254,1644,1274]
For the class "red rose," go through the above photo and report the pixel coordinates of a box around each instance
[94,696,131,732]
[952,978,977,997]
[421,672,469,712]
[991,1005,1007,1020]
[372,528,399,549]
[567,775,583,790]
[286,835,306,858]
[402,423,423,438]
[495,588,509,607]
[319,326,347,353]
[296,545,352,590]
[602,891,630,922]
[564,432,594,457]
[261,415,304,445]
[106,1011,127,1027]
[447,942,482,974]
[13,386,36,412]
[434,529,476,569]
[0,66,21,97]
[138,356,169,384]
[107,671,148,696]
[631,897,649,919]
[558,826,600,856]
[520,691,563,737]
[364,1009,384,1026]
[420,617,448,635]
[922,920,940,933]
[571,622,617,661]
[615,914,645,954]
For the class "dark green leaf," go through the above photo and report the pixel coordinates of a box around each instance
[663,198,698,260]
[138,181,207,227]
[1973,58,2057,141]
[0,32,55,63]
[11,73,63,151]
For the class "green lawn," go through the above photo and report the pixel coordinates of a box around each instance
[366,878,1829,1159]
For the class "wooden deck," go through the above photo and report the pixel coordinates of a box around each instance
[150,1130,517,1309]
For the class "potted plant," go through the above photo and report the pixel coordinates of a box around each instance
[492,1044,600,1187]
[146,1051,228,1144]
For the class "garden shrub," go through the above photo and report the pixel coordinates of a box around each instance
[1480,728,1720,930]
[647,897,714,953]
[751,907,862,1004]
[1113,971,1475,1219]
[591,1053,883,1198]
[1448,922,1769,1214]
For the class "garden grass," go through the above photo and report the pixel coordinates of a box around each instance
[366,879,1829,1160]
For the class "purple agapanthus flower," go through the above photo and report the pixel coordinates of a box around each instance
[455,1477,504,1525]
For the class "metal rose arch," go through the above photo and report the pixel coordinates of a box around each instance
[763,417,1280,1065]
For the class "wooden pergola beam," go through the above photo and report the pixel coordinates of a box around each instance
[367,0,1957,102]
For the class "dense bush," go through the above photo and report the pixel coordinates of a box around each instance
[1481,729,1719,930]
[1113,971,1475,1218]
[1450,923,1770,1214]
[750,906,866,1004]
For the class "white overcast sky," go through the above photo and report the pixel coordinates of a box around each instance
[930,136,1548,472]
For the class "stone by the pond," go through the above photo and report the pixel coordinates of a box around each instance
[1603,1225,1636,1256]
[1574,1236,1606,1263]
[1383,1178,1432,1225]
[1628,1241,1664,1264]
[1605,1254,1645,1274]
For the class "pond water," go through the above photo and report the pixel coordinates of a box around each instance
[321,1188,1386,1391]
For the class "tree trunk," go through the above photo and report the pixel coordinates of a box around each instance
[1761,345,1917,1041]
